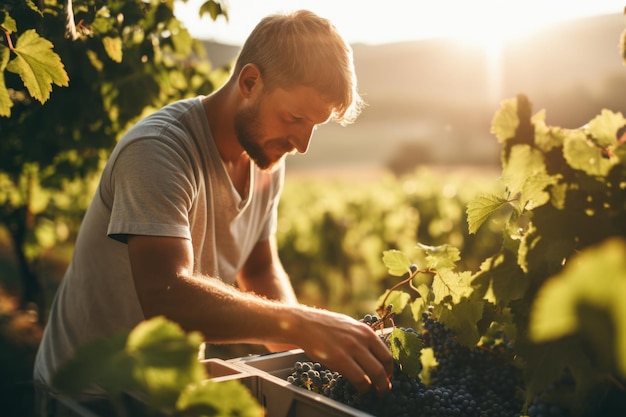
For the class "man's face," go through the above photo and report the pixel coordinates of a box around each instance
[234,86,334,171]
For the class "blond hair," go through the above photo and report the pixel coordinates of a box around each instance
[233,10,363,126]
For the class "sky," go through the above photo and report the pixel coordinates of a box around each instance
[174,0,624,46]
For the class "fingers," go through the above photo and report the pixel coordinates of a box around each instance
[351,329,393,394]
[296,309,394,395]
[315,325,393,394]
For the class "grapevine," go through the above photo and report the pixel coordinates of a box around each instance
[285,97,626,416]
[287,311,525,417]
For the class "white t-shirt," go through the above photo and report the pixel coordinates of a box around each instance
[34,97,284,385]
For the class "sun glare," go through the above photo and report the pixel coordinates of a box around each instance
[176,0,621,104]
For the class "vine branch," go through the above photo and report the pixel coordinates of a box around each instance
[2,28,14,50]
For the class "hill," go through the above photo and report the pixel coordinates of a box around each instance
[203,13,626,173]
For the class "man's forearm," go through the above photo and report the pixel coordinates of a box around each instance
[237,265,298,305]
[136,271,299,346]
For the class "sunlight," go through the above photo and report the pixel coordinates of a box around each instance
[175,0,622,106]
[432,2,558,106]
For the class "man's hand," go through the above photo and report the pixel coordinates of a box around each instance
[291,307,393,394]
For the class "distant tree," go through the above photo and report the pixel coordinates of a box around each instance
[0,0,228,315]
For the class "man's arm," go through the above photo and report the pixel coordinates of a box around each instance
[237,236,297,304]
[237,236,299,352]
[127,234,393,394]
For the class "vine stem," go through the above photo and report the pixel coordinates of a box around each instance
[2,28,14,50]
[377,267,435,311]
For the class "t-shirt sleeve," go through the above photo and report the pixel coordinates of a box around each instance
[106,138,195,243]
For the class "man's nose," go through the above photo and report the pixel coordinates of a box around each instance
[290,125,316,154]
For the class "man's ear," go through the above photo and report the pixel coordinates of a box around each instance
[238,64,263,98]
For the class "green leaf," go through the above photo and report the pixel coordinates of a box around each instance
[502,144,558,210]
[490,97,519,143]
[0,45,12,117]
[587,109,626,148]
[127,316,204,369]
[417,243,460,270]
[466,193,509,234]
[51,333,129,396]
[418,347,436,386]
[103,36,122,63]
[1,12,18,33]
[563,130,615,176]
[471,251,527,307]
[529,238,626,343]
[533,119,567,153]
[388,328,423,378]
[432,270,472,304]
[126,316,206,407]
[376,290,411,314]
[199,0,229,22]
[438,299,484,346]
[410,285,430,321]
[25,0,42,16]
[5,29,69,103]
[382,249,412,276]
[177,379,263,417]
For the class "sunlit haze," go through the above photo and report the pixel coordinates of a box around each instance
[175,0,623,46]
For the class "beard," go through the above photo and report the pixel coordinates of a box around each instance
[234,101,290,172]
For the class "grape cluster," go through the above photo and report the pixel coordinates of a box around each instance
[526,396,572,417]
[422,312,523,416]
[286,311,531,417]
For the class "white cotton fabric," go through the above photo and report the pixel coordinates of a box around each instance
[34,97,284,386]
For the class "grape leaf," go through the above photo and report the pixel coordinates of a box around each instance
[518,172,559,210]
[419,347,436,386]
[418,243,460,270]
[127,316,204,369]
[490,97,519,143]
[0,45,12,117]
[533,119,567,153]
[410,284,430,321]
[563,131,615,176]
[530,238,626,348]
[177,379,263,417]
[388,327,423,378]
[376,289,411,314]
[25,0,42,16]
[1,12,18,33]
[127,316,206,407]
[199,0,229,21]
[502,144,558,210]
[103,36,122,63]
[471,251,527,307]
[466,193,509,234]
[548,181,568,210]
[587,109,626,148]
[502,144,542,195]
[438,298,483,346]
[5,29,69,103]
[432,269,472,304]
[382,249,412,276]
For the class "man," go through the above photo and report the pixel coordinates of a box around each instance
[34,9,393,396]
